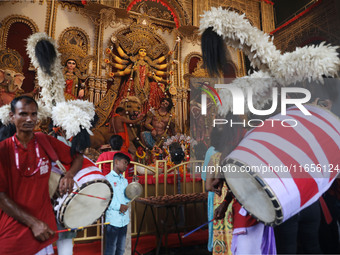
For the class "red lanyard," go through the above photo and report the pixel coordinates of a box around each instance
[12,136,43,177]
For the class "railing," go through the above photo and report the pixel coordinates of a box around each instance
[74,159,205,242]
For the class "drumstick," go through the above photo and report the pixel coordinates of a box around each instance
[56,222,110,233]
[127,195,139,206]
[71,191,107,200]
[182,219,214,238]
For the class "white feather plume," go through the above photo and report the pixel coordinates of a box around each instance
[52,100,95,139]
[199,7,281,72]
[0,105,11,125]
[26,32,66,112]
[26,32,96,139]
[37,100,52,121]
[200,7,340,115]
[217,71,277,116]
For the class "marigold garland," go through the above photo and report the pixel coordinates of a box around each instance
[136,150,146,159]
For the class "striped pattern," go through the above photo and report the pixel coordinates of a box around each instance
[227,105,340,222]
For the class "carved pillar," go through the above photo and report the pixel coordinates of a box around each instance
[94,77,102,104]
[238,50,246,77]
[113,0,120,8]
[101,78,107,99]
[177,88,183,133]
[193,0,199,26]
[45,0,58,38]
[88,76,95,103]
[261,1,275,33]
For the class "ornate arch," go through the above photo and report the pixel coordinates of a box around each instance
[0,15,39,48]
[57,27,94,74]
[124,0,190,27]
[184,52,202,75]
[58,27,91,55]
[166,0,191,26]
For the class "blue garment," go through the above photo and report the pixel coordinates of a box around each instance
[202,146,217,252]
[202,146,217,181]
[141,131,155,149]
[105,171,130,228]
[104,225,127,255]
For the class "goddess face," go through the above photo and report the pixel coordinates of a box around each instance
[138,48,147,58]
[66,59,77,71]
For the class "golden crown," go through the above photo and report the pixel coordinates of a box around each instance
[115,15,169,59]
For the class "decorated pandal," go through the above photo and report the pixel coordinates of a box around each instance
[55,15,206,244]
[0,11,207,246]
[1,0,340,254]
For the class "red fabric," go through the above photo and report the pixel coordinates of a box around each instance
[232,201,258,229]
[262,0,274,5]
[139,65,146,88]
[97,151,118,175]
[54,229,208,255]
[113,114,130,152]
[0,134,76,254]
[97,151,133,176]
[111,79,165,116]
[52,154,95,173]
[126,173,202,185]
[76,171,104,182]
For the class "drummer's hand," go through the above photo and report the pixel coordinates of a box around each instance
[119,204,128,214]
[30,218,55,242]
[59,172,75,196]
[212,179,224,196]
[214,201,228,220]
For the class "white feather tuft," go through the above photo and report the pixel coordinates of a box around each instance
[37,101,52,121]
[26,32,66,111]
[217,71,277,116]
[0,105,11,125]
[200,7,340,115]
[52,100,95,139]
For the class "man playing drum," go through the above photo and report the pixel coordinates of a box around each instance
[0,96,83,255]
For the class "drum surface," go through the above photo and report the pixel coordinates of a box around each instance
[59,179,113,228]
[223,105,340,225]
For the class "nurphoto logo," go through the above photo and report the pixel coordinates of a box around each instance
[201,85,311,116]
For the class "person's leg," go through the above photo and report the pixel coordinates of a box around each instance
[299,201,322,254]
[115,225,128,255]
[274,214,299,254]
[104,225,119,255]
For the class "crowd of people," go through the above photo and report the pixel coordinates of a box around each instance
[0,95,183,255]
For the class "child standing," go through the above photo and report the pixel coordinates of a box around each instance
[105,152,131,255]
[97,135,123,175]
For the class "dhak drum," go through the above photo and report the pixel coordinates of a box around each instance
[223,105,340,226]
[51,161,113,229]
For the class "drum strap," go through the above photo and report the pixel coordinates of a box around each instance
[319,196,332,224]
[35,132,67,174]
